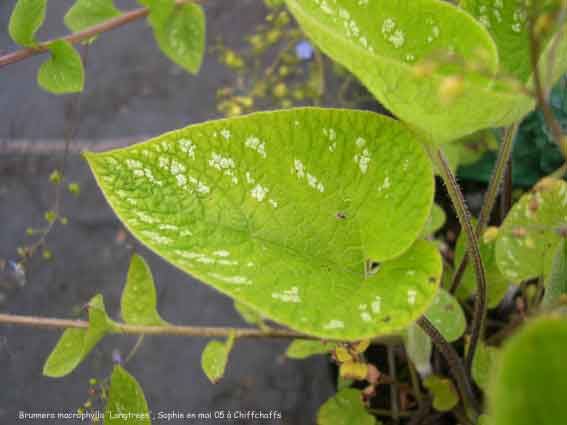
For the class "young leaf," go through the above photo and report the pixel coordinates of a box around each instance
[404,322,432,377]
[121,253,168,326]
[424,288,466,342]
[496,178,567,283]
[85,108,441,341]
[317,389,377,425]
[286,339,336,359]
[542,239,567,310]
[151,3,206,74]
[37,41,85,94]
[201,334,235,384]
[64,0,121,33]
[423,375,459,412]
[8,0,47,47]
[455,222,510,308]
[43,294,116,377]
[486,316,567,425]
[105,366,151,425]
[284,0,534,144]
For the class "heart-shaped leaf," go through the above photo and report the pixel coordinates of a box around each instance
[106,366,151,425]
[37,40,85,94]
[317,389,377,425]
[284,0,534,144]
[486,316,567,425]
[121,254,168,326]
[86,108,441,340]
[496,178,567,283]
[43,294,117,377]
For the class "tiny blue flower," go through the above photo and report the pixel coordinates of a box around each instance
[295,40,314,61]
[112,349,123,364]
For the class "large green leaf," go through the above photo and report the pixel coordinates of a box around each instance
[121,254,168,326]
[37,40,85,94]
[64,0,121,33]
[8,0,46,47]
[86,108,441,340]
[542,239,567,310]
[496,178,567,283]
[487,316,567,425]
[105,366,151,425]
[151,3,206,74]
[317,389,377,425]
[461,0,567,89]
[43,295,117,377]
[284,0,534,144]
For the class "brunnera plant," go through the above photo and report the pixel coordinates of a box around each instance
[1,0,567,424]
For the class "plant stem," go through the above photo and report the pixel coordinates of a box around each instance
[388,345,400,424]
[430,147,487,376]
[417,317,479,419]
[0,0,200,69]
[450,124,518,295]
[0,313,399,343]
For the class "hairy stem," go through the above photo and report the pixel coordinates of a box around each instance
[0,0,200,69]
[430,147,486,375]
[450,124,518,294]
[417,317,479,418]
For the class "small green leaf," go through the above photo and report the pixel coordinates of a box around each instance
[86,108,441,341]
[285,0,534,144]
[43,294,116,377]
[542,239,567,310]
[472,340,499,391]
[424,289,466,342]
[105,366,151,425]
[37,40,85,94]
[9,0,47,47]
[201,334,235,384]
[286,340,336,359]
[317,389,377,425]
[496,178,567,283]
[121,254,168,326]
[423,375,459,412]
[64,0,121,33]
[151,3,206,74]
[421,204,446,238]
[455,222,510,309]
[337,376,354,391]
[404,322,432,377]
[486,316,567,425]
[140,0,175,26]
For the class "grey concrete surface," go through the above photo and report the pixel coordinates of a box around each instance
[0,1,335,423]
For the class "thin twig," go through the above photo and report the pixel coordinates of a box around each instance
[0,313,399,343]
[0,0,200,69]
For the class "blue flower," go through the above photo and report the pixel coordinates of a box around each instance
[295,40,314,61]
